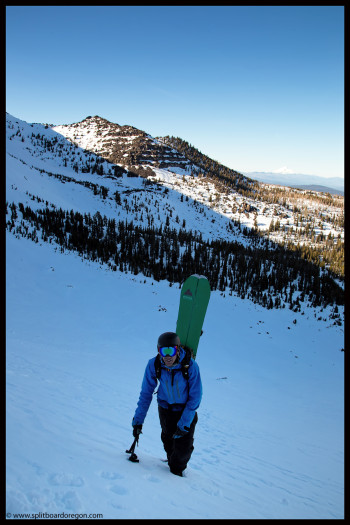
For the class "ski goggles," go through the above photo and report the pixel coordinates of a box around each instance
[158,346,178,357]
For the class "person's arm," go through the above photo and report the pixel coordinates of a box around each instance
[132,357,158,426]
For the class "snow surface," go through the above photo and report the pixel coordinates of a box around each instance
[6,233,344,519]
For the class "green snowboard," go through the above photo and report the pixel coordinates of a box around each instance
[176,274,211,359]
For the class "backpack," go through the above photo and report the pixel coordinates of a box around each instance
[154,346,192,382]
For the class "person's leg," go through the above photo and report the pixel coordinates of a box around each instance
[158,406,178,459]
[158,406,198,475]
[168,413,198,476]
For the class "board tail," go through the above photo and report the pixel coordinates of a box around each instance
[176,275,210,359]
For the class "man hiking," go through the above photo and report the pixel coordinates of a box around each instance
[132,332,202,477]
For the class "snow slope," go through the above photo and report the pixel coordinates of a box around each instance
[5,113,251,246]
[6,233,344,519]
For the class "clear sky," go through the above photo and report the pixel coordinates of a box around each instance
[6,5,344,179]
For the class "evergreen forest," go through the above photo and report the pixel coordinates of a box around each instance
[6,202,344,321]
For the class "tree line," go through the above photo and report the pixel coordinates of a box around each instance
[6,202,344,317]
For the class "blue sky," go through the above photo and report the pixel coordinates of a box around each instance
[6,6,344,179]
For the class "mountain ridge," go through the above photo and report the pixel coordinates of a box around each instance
[52,115,193,178]
[244,170,344,195]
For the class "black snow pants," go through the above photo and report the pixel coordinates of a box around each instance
[158,405,198,475]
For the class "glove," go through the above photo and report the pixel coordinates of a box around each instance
[132,424,142,439]
[173,426,190,439]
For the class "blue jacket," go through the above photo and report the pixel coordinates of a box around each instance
[132,347,202,432]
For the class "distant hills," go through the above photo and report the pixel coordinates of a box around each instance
[244,171,344,196]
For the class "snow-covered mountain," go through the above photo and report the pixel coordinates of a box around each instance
[51,115,344,247]
[6,112,344,518]
[6,112,344,292]
[53,116,192,174]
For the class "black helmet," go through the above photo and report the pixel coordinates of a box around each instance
[157,332,180,349]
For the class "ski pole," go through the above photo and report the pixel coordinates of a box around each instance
[126,436,140,462]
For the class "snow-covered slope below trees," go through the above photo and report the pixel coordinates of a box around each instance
[6,233,344,519]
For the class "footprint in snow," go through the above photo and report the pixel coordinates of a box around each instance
[110,484,129,495]
[49,473,84,487]
[59,490,82,511]
[144,474,161,483]
[100,471,124,481]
